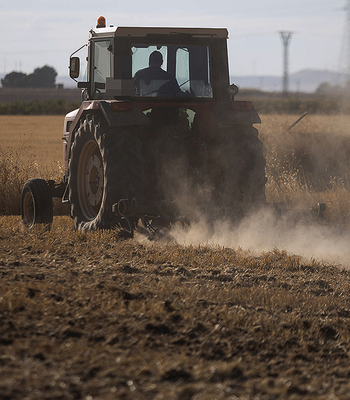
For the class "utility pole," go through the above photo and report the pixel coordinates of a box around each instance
[339,0,350,77]
[280,31,293,95]
[345,1,350,75]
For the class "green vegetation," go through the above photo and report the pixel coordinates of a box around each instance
[315,80,350,97]
[253,96,350,114]
[0,99,80,115]
[1,96,350,115]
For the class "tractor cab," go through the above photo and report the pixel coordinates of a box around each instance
[69,19,237,103]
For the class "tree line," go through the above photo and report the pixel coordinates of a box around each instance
[1,65,57,88]
[315,81,350,97]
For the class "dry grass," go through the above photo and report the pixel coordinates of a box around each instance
[0,116,63,166]
[0,116,64,214]
[2,114,350,220]
[259,114,350,224]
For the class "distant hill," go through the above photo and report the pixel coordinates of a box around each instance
[231,69,350,93]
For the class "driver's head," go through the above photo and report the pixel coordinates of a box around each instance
[149,51,163,67]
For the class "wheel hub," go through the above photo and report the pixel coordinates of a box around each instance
[22,191,35,226]
[77,140,104,220]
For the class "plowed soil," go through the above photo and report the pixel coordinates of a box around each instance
[2,216,350,399]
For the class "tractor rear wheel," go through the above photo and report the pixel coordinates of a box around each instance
[21,178,53,229]
[69,115,145,231]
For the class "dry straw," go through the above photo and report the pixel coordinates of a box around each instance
[1,114,350,224]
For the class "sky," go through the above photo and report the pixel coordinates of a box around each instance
[1,0,348,81]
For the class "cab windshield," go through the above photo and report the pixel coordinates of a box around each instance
[131,44,212,98]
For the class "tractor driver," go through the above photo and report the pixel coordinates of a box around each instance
[134,51,182,97]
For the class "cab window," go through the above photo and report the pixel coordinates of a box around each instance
[93,40,113,94]
[131,44,212,98]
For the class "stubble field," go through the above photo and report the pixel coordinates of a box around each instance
[2,114,350,399]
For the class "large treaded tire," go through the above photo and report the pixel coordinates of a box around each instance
[206,124,266,218]
[21,178,53,229]
[69,115,145,231]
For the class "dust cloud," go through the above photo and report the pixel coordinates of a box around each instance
[140,114,350,267]
[169,206,350,268]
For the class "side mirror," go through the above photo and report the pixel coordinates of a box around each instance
[69,57,80,79]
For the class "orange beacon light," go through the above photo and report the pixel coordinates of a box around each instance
[96,16,106,28]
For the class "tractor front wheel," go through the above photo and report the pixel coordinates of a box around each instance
[21,178,53,229]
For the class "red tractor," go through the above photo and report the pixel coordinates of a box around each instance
[21,17,266,235]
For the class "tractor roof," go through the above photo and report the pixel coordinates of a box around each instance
[90,26,228,39]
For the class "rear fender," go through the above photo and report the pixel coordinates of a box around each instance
[212,100,261,127]
[64,100,150,169]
